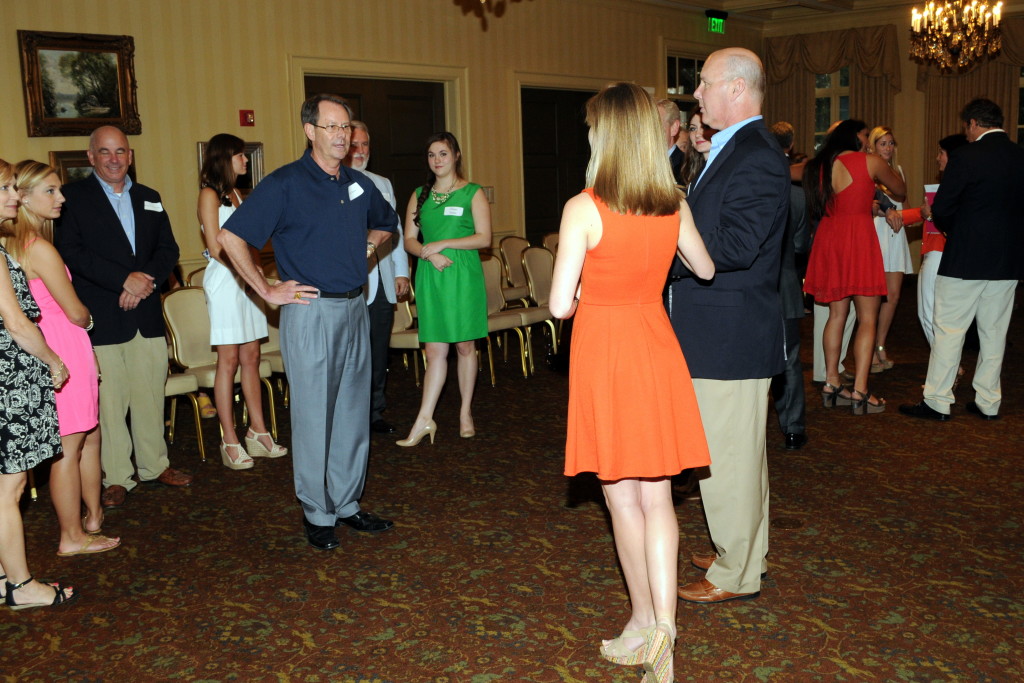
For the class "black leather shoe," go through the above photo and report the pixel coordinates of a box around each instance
[966,401,1000,420]
[336,510,393,533]
[899,401,951,421]
[371,419,396,434]
[784,433,807,450]
[303,518,339,550]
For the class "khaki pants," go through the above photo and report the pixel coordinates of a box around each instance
[692,377,770,594]
[95,332,169,489]
[924,276,1016,416]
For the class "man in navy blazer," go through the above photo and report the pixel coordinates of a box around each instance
[901,98,1024,421]
[667,48,789,603]
[56,126,187,509]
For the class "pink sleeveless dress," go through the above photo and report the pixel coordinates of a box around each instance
[29,266,99,436]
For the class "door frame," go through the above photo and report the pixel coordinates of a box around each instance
[510,71,623,242]
[287,55,470,172]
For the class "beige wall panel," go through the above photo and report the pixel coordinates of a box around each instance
[1,0,760,269]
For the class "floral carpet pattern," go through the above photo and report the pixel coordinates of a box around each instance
[3,279,1022,682]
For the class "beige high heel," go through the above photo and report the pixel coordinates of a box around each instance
[600,624,654,665]
[396,419,436,447]
[245,429,288,458]
[460,419,476,439]
[220,442,254,470]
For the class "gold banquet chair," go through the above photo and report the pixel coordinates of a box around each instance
[390,300,423,387]
[519,246,559,374]
[498,235,532,307]
[481,255,529,385]
[165,370,207,462]
[541,232,559,256]
[260,299,289,407]
[163,287,278,440]
[185,266,206,287]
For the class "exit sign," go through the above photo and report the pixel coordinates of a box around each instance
[708,16,725,34]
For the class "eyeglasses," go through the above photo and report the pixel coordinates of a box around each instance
[312,123,351,135]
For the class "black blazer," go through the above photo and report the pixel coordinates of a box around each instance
[55,174,180,345]
[669,145,684,185]
[779,183,810,321]
[932,131,1024,281]
[668,120,789,380]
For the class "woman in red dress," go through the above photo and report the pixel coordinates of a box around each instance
[803,120,905,414]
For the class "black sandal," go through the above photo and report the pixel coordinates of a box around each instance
[5,576,80,611]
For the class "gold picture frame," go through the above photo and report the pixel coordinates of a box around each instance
[19,30,142,137]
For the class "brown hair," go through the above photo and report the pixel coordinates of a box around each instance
[413,132,465,228]
[200,133,246,205]
[586,82,680,215]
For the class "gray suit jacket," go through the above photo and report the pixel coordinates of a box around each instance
[358,169,409,304]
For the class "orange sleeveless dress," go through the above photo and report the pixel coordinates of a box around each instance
[564,189,710,481]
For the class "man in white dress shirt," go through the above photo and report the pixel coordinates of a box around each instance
[343,120,410,434]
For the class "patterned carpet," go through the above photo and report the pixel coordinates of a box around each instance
[4,277,1022,682]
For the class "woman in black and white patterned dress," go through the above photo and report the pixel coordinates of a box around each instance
[0,158,78,610]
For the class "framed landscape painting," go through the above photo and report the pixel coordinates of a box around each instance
[18,30,142,137]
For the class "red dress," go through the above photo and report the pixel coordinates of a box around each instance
[803,152,886,303]
[564,190,710,481]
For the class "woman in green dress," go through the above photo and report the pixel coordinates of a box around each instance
[397,132,490,447]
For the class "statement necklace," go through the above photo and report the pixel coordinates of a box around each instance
[431,180,458,205]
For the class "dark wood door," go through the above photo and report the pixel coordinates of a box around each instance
[304,76,445,216]
[520,87,593,245]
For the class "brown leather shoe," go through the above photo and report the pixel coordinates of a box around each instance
[690,552,767,578]
[691,551,717,571]
[101,485,128,509]
[677,578,759,603]
[151,468,193,487]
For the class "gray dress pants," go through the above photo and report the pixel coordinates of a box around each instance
[281,296,371,526]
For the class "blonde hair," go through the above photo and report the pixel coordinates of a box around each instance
[867,126,898,170]
[0,159,14,238]
[586,83,680,216]
[6,160,59,266]
[867,126,901,197]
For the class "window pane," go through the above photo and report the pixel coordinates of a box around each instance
[815,97,832,132]
[839,96,850,121]
[839,66,850,87]
[815,73,831,89]
[680,62,696,95]
[667,56,677,93]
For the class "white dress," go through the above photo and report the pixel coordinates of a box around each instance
[202,193,268,345]
[873,166,913,275]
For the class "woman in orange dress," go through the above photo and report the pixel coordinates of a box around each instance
[550,82,714,683]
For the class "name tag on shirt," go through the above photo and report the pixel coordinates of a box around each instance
[444,206,464,217]
[348,183,364,201]
[144,201,163,212]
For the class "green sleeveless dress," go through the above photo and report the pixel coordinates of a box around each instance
[414,183,488,343]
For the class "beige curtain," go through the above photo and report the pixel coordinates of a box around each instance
[918,17,1024,150]
[765,25,901,155]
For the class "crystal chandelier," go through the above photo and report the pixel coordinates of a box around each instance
[911,1,1003,71]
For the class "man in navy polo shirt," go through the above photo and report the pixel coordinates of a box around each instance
[218,93,399,550]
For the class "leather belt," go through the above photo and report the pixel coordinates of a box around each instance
[318,287,363,299]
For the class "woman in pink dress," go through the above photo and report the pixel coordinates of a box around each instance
[7,160,119,556]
